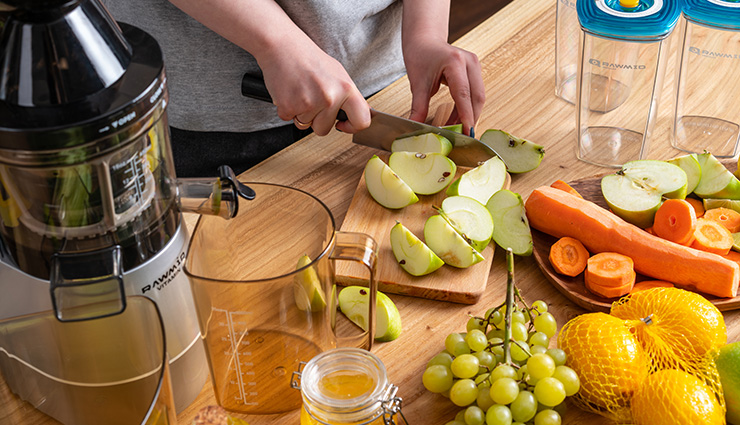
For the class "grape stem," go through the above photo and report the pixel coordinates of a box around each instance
[503,248,515,364]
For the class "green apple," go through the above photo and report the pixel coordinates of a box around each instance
[704,198,740,213]
[440,196,494,252]
[442,124,463,133]
[293,254,327,312]
[364,155,419,209]
[388,151,457,195]
[715,341,740,424]
[666,153,702,195]
[733,232,740,253]
[600,160,688,229]
[479,129,545,173]
[391,133,453,156]
[694,152,740,199]
[485,190,533,256]
[446,156,508,205]
[338,286,402,342]
[389,221,444,276]
[423,214,485,268]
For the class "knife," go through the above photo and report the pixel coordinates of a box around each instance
[241,74,502,168]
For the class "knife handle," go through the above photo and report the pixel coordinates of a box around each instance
[241,73,348,121]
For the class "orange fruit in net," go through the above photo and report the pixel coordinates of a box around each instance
[557,312,648,418]
[631,369,724,425]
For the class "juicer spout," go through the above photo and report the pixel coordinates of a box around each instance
[176,166,254,219]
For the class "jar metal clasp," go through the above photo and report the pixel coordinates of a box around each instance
[381,384,407,425]
[290,361,307,390]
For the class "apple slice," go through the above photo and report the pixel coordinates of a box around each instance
[442,124,463,133]
[703,198,740,213]
[338,286,402,342]
[694,152,740,199]
[293,254,327,312]
[666,153,702,195]
[388,151,457,195]
[423,214,485,268]
[446,156,508,205]
[390,222,444,276]
[364,155,419,209]
[601,160,688,228]
[440,196,494,252]
[479,129,545,173]
[391,133,453,156]
[485,190,533,256]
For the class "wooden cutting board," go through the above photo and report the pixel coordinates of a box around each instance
[336,154,509,304]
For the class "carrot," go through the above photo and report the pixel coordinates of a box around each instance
[652,199,697,246]
[685,197,705,218]
[704,207,740,233]
[721,250,740,267]
[585,277,633,299]
[549,236,589,276]
[585,252,636,288]
[550,180,583,198]
[631,280,675,293]
[691,218,733,255]
[525,186,740,298]
[644,226,655,236]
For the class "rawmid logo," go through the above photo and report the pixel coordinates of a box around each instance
[689,46,740,59]
[589,59,646,70]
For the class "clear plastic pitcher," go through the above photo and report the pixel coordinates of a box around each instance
[672,0,740,157]
[185,182,378,416]
[576,0,681,167]
[556,0,581,103]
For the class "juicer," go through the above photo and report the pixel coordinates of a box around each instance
[0,0,252,415]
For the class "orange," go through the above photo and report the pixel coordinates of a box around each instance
[631,369,724,425]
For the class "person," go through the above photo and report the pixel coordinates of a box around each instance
[101,0,485,177]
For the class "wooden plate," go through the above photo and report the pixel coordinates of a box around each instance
[531,175,740,312]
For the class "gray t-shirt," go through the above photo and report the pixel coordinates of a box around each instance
[101,0,406,133]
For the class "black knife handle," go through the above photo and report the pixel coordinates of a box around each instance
[241,73,348,121]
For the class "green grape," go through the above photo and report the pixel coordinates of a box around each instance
[533,377,566,407]
[509,390,537,423]
[487,328,505,340]
[466,329,489,352]
[489,377,519,405]
[527,353,556,380]
[445,421,466,425]
[545,348,567,366]
[533,409,561,425]
[453,341,472,356]
[491,309,504,326]
[475,373,491,387]
[513,423,526,425]
[529,345,547,355]
[510,341,530,362]
[533,312,558,339]
[456,410,467,422]
[528,331,549,348]
[446,333,466,353]
[531,300,548,314]
[511,311,526,324]
[467,316,487,333]
[450,378,479,407]
[516,364,528,380]
[464,405,486,425]
[474,351,495,372]
[485,404,512,425]
[452,354,481,379]
[490,364,517,381]
[422,364,454,393]
[552,365,580,396]
[511,322,528,342]
[428,352,454,368]
[476,384,495,411]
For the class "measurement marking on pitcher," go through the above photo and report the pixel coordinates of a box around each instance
[216,308,256,405]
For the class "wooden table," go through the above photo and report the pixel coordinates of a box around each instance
[178,0,740,423]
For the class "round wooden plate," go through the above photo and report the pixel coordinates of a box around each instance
[531,174,740,312]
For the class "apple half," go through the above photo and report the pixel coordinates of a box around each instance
[391,133,453,156]
[423,214,485,268]
[389,221,444,276]
[479,129,545,174]
[485,190,533,256]
[694,152,740,199]
[440,196,494,252]
[666,153,701,195]
[364,155,419,209]
[338,286,402,342]
[446,156,508,205]
[388,151,457,195]
[293,254,327,312]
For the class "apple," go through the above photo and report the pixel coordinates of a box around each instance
[485,190,533,256]
[338,286,402,342]
[601,160,688,228]
[364,155,419,209]
[293,254,327,312]
[391,133,453,156]
[446,156,508,205]
[423,214,485,268]
[389,221,444,276]
[703,198,740,213]
[666,153,702,195]
[442,124,463,133]
[440,196,494,252]
[388,151,457,195]
[694,152,740,199]
[479,129,545,173]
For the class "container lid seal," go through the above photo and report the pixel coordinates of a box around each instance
[578,0,682,40]
[683,0,740,31]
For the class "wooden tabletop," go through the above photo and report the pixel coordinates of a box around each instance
[178,0,740,423]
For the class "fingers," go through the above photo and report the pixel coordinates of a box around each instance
[443,48,485,135]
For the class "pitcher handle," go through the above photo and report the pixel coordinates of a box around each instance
[331,231,378,350]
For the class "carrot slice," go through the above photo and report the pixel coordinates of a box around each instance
[550,180,583,198]
[585,252,636,288]
[691,218,734,255]
[685,197,705,218]
[631,280,674,293]
[652,199,697,245]
[704,207,740,233]
[644,226,655,235]
[585,275,633,298]
[549,236,589,277]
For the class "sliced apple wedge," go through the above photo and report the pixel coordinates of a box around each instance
[446,156,508,205]
[479,129,545,173]
[293,254,327,312]
[388,151,457,195]
[338,286,402,342]
[390,222,444,276]
[442,124,463,133]
[485,190,533,256]
[424,214,485,268]
[364,155,419,209]
[694,152,740,199]
[666,153,702,195]
[440,196,494,252]
[391,133,453,156]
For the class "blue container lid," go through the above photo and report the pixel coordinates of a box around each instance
[577,0,682,41]
[683,0,740,31]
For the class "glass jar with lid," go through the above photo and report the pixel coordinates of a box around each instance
[292,347,407,425]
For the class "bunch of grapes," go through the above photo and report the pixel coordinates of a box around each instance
[422,252,580,425]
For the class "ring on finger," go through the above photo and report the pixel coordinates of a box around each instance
[294,116,313,129]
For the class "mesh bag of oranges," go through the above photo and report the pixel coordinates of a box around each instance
[558,287,727,424]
